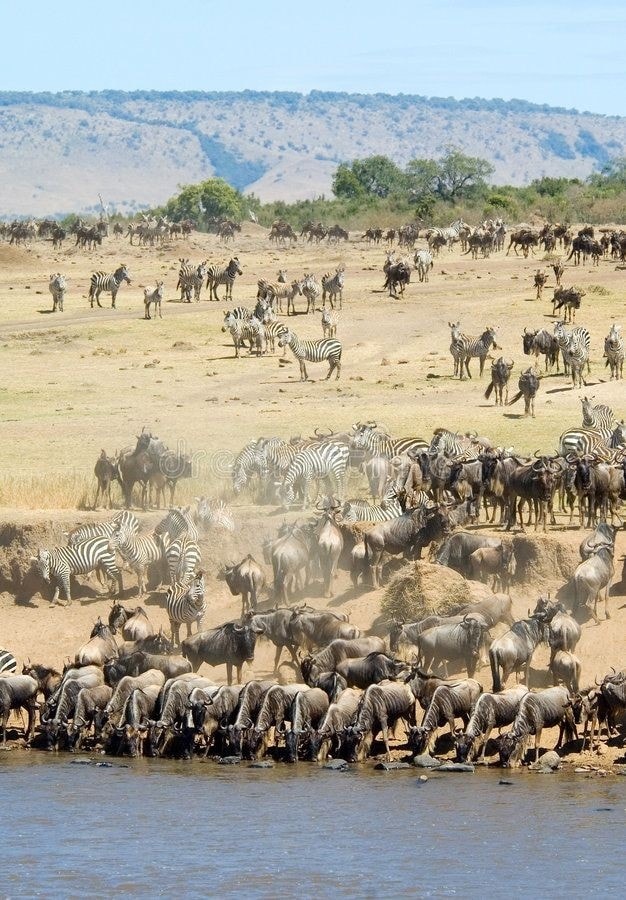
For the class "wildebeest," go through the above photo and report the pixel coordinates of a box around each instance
[108,603,154,641]
[310,687,362,761]
[547,605,581,665]
[289,608,357,652]
[0,675,39,744]
[469,543,516,594]
[522,328,559,372]
[572,542,614,622]
[415,616,490,678]
[149,675,216,757]
[315,503,344,597]
[489,609,555,692]
[335,652,406,689]
[508,367,540,418]
[484,357,514,406]
[550,650,581,693]
[226,680,275,756]
[454,685,529,762]
[498,686,578,766]
[247,682,308,759]
[408,679,483,756]
[218,556,265,616]
[284,688,330,762]
[181,621,257,684]
[364,504,452,587]
[299,637,386,686]
[264,523,313,603]
[75,620,118,667]
[185,684,243,757]
[243,608,299,673]
[116,684,162,757]
[66,684,113,751]
[436,531,503,577]
[342,682,417,761]
[93,450,120,509]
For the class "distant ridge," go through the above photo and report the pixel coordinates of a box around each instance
[1,90,624,216]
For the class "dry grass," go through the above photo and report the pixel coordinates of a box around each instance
[381,561,471,624]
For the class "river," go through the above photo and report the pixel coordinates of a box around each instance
[0,754,623,898]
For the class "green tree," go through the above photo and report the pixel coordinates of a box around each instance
[332,163,366,200]
[434,148,494,202]
[163,178,243,226]
[332,155,406,199]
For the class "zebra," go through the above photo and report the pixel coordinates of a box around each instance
[257,278,304,315]
[321,269,344,309]
[31,538,123,606]
[88,265,131,309]
[448,321,464,377]
[280,443,350,507]
[176,259,207,302]
[222,311,265,357]
[67,510,139,546]
[553,321,590,380]
[414,250,433,283]
[154,507,199,545]
[165,535,201,586]
[0,649,17,675]
[166,572,206,644]
[264,319,289,355]
[302,273,321,314]
[428,429,480,461]
[206,257,242,302]
[450,325,499,379]
[143,281,164,320]
[109,524,166,595]
[350,423,429,461]
[581,396,615,441]
[321,308,340,338]
[195,497,235,532]
[558,427,610,458]
[340,495,403,523]
[604,324,624,380]
[277,329,342,381]
[48,273,66,312]
[261,437,304,479]
[231,440,268,494]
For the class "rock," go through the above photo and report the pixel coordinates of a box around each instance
[412,753,441,769]
[95,762,113,768]
[323,759,349,771]
[249,761,274,769]
[417,775,429,783]
[613,765,626,776]
[374,761,411,771]
[218,756,241,766]
[70,757,94,765]
[499,779,514,785]
[530,750,561,772]
[436,763,475,773]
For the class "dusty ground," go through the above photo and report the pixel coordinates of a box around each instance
[1,223,626,765]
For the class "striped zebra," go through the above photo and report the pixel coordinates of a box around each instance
[257,278,304,315]
[321,269,344,309]
[450,324,499,379]
[231,440,268,493]
[195,496,236,532]
[350,423,429,461]
[67,510,139,546]
[88,265,131,309]
[428,429,480,461]
[321,308,340,338]
[206,257,242,301]
[264,319,288,354]
[165,535,201,586]
[31,538,123,606]
[166,572,206,644]
[176,259,207,302]
[48,273,66,312]
[302,273,321,314]
[154,507,199,545]
[558,427,610,458]
[0,649,17,675]
[554,321,590,381]
[414,250,433,283]
[280,443,350,508]
[340,496,403,523]
[277,329,342,381]
[110,525,166,595]
[222,311,265,357]
[581,396,615,441]
[604,324,624,380]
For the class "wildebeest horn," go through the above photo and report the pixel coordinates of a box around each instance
[533,449,542,458]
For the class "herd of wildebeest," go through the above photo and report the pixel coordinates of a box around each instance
[2,406,626,769]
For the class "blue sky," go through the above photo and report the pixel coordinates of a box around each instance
[3,0,625,116]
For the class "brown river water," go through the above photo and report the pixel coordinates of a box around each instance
[0,754,624,898]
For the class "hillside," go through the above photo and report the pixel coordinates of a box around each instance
[2,90,626,215]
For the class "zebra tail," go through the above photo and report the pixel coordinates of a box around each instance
[508,391,523,406]
[484,382,494,400]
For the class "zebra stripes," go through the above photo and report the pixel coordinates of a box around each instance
[414,250,433,283]
[232,440,268,493]
[558,427,610,458]
[166,535,201,586]
[176,259,207,302]
[321,309,340,338]
[195,497,235,532]
[88,265,131,309]
[340,496,403,523]
[554,322,590,388]
[604,324,624,380]
[0,650,17,675]
[110,526,165,595]
[581,397,615,441]
[166,572,206,644]
[206,257,242,301]
[154,507,199,545]
[350,424,429,460]
[277,329,342,381]
[222,312,265,357]
[428,429,479,461]
[67,510,139,546]
[302,273,321,314]
[449,324,499,379]
[321,270,344,309]
[31,538,123,606]
[48,273,66,312]
[280,443,350,507]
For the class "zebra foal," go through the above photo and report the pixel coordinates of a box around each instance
[48,273,66,312]
[277,328,342,381]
